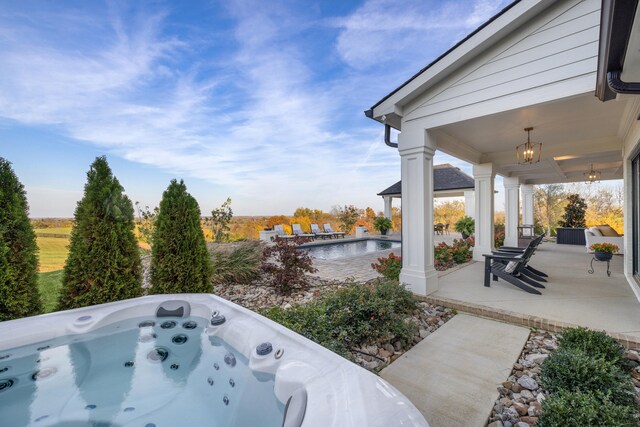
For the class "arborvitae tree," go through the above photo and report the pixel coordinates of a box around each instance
[58,157,142,310]
[0,158,42,320]
[559,193,587,228]
[149,179,212,294]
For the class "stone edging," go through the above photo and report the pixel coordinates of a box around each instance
[414,295,640,351]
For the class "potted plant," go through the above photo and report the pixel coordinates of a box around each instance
[589,243,619,261]
[557,194,587,245]
[454,216,475,240]
[373,216,393,235]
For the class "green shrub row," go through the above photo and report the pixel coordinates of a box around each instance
[263,280,418,358]
[538,327,638,426]
[434,238,473,270]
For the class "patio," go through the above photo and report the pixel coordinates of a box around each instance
[433,242,640,339]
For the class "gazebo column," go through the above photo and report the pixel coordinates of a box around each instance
[398,126,438,295]
[503,177,521,247]
[521,184,535,226]
[464,190,475,219]
[472,163,495,261]
[383,196,393,219]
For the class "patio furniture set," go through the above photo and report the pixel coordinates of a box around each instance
[434,223,449,235]
[273,224,345,240]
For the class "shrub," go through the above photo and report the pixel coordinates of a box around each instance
[558,327,630,371]
[371,253,402,281]
[58,157,142,310]
[559,194,587,228]
[540,348,636,406]
[263,280,418,357]
[434,241,454,271]
[0,158,42,319]
[211,242,262,285]
[494,223,505,248]
[261,237,317,293]
[450,238,473,264]
[150,180,212,294]
[538,389,639,427]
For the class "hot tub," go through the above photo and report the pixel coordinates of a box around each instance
[0,294,428,426]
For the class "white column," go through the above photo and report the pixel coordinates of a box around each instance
[503,177,520,248]
[521,184,535,226]
[464,190,475,219]
[398,125,438,295]
[472,163,495,261]
[383,196,393,219]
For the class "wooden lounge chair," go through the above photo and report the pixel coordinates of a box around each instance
[274,224,295,240]
[495,234,547,279]
[310,224,333,239]
[291,224,315,239]
[483,242,545,294]
[323,223,345,238]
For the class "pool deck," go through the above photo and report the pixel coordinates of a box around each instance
[309,233,463,282]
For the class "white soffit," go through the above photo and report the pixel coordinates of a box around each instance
[621,3,640,82]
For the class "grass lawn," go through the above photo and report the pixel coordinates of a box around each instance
[38,270,63,313]
[34,227,72,236]
[37,236,69,272]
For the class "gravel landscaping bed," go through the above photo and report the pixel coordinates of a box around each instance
[489,330,640,427]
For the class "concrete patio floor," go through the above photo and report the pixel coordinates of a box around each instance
[434,242,640,338]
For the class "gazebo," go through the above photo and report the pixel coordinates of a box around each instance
[377,164,475,220]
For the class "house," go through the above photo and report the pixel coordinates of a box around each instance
[377,163,476,219]
[365,0,640,299]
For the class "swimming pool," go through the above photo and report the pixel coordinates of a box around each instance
[0,295,427,427]
[303,239,401,260]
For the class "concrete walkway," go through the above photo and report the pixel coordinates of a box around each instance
[381,314,529,427]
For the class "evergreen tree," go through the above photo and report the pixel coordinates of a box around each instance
[150,179,212,294]
[0,158,42,320]
[559,193,587,228]
[58,157,142,310]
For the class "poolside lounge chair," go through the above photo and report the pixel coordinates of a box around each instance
[292,224,315,239]
[323,224,345,238]
[274,224,295,240]
[310,224,333,239]
[483,241,545,294]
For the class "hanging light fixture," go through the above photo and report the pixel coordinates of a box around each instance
[516,127,542,165]
[584,164,601,184]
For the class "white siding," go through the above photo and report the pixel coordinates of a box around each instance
[405,0,600,124]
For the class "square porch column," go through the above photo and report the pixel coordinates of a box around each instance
[521,184,535,226]
[464,190,475,219]
[383,196,393,220]
[503,177,520,248]
[472,163,495,261]
[398,126,438,295]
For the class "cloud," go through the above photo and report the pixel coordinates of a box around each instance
[334,0,511,70]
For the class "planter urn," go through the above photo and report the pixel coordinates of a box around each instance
[594,251,613,261]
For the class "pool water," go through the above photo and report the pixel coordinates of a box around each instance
[0,316,284,427]
[303,239,401,260]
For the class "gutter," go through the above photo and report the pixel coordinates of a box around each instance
[607,70,640,95]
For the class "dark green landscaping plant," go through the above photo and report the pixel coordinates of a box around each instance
[538,389,639,427]
[264,280,418,358]
[150,179,212,294]
[373,216,393,233]
[559,194,587,228]
[0,158,42,320]
[454,216,475,237]
[58,157,142,310]
[559,327,630,371]
[540,348,636,406]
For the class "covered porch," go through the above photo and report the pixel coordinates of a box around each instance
[365,0,640,310]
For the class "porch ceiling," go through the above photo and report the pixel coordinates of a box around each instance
[432,93,636,184]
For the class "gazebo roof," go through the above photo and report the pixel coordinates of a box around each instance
[377,164,474,196]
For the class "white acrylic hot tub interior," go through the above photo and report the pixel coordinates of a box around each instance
[0,294,428,427]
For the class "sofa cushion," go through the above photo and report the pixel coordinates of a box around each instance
[589,227,603,236]
[597,225,620,237]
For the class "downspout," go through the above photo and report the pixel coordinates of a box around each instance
[607,70,640,94]
[364,109,399,148]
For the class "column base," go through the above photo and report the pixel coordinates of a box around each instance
[400,267,438,296]
[473,245,493,262]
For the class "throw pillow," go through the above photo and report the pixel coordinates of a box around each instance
[597,224,619,237]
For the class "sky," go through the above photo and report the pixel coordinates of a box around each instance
[0,0,515,218]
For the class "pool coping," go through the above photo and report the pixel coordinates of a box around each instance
[299,235,401,249]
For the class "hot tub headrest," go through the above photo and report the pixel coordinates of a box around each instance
[156,300,191,318]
